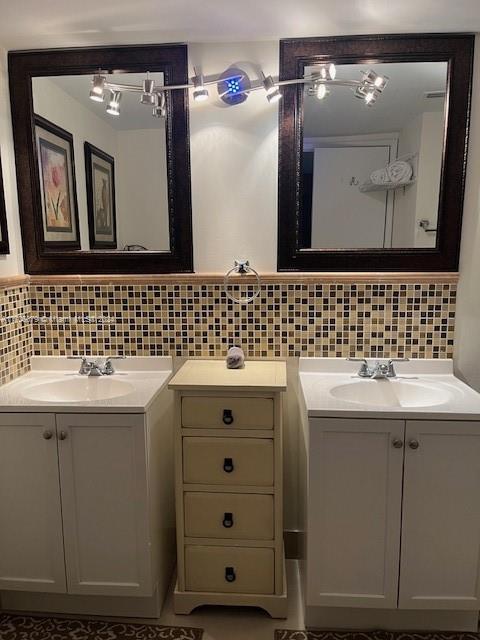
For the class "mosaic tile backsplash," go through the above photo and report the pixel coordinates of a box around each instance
[29,281,456,359]
[0,285,32,385]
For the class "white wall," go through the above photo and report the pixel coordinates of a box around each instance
[33,77,118,251]
[455,35,480,391]
[0,49,23,275]
[189,42,279,273]
[116,128,170,250]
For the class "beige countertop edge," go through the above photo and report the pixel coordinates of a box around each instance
[27,272,459,286]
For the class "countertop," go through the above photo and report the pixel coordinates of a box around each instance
[299,357,480,420]
[168,359,287,392]
[0,356,173,413]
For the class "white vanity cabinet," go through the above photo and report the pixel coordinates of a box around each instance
[0,392,174,617]
[304,416,480,624]
[0,414,66,593]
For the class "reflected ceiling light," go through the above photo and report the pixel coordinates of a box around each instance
[153,92,166,118]
[319,63,336,81]
[106,90,121,116]
[316,83,329,100]
[192,68,209,102]
[89,74,105,102]
[364,90,377,106]
[362,69,389,92]
[141,76,156,105]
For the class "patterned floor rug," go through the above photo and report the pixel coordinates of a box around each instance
[275,632,480,640]
[0,614,203,640]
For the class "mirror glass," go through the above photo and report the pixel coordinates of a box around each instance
[32,72,170,252]
[301,62,447,250]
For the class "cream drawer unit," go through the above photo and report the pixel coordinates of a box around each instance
[169,359,287,618]
[185,546,275,594]
[183,436,274,486]
[182,396,274,429]
[184,492,274,540]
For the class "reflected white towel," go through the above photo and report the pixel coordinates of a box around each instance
[226,346,245,369]
[387,160,413,184]
[370,168,389,185]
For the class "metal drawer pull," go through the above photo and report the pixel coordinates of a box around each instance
[222,512,234,528]
[222,409,234,425]
[42,430,53,440]
[408,439,419,450]
[58,430,68,441]
[223,457,234,473]
[225,566,236,582]
[392,438,403,449]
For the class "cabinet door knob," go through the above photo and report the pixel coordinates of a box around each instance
[223,457,234,473]
[225,566,236,582]
[222,512,234,528]
[58,430,68,441]
[408,439,419,450]
[392,438,403,449]
[222,409,234,425]
[42,430,53,440]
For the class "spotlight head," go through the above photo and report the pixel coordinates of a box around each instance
[362,69,389,92]
[263,75,277,95]
[192,73,209,102]
[364,90,377,106]
[319,63,336,81]
[106,90,121,116]
[141,78,156,105]
[152,92,166,118]
[316,83,329,100]
[266,87,282,103]
[90,74,105,102]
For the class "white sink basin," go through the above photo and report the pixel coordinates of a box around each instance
[21,377,135,403]
[329,378,452,408]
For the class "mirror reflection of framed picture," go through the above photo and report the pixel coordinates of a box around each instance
[34,115,80,248]
[84,142,117,249]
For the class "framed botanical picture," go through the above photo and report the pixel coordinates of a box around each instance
[34,115,80,247]
[84,142,117,249]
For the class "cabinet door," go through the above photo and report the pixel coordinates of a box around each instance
[0,413,66,592]
[399,420,480,610]
[57,413,152,596]
[307,418,404,608]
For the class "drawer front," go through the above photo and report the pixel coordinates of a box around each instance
[184,492,274,540]
[185,545,274,594]
[182,397,274,430]
[183,437,274,486]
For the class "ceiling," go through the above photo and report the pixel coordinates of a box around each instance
[0,0,478,50]
[303,62,447,138]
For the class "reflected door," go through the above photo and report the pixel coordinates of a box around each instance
[311,146,391,248]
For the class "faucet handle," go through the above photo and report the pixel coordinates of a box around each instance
[103,355,125,375]
[347,357,368,363]
[347,357,370,377]
[386,357,409,377]
[67,356,91,375]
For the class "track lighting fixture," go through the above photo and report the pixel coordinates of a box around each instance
[362,69,389,92]
[106,90,121,116]
[152,92,166,118]
[89,74,106,102]
[319,63,336,81]
[316,83,329,100]
[263,75,282,103]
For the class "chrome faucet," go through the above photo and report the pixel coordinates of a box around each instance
[347,357,409,379]
[68,355,125,376]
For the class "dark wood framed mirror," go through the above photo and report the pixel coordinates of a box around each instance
[0,154,10,255]
[9,44,193,274]
[277,34,474,271]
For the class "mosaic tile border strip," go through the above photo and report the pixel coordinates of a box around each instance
[30,281,456,359]
[0,285,32,386]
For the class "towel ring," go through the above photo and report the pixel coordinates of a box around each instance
[223,260,261,304]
